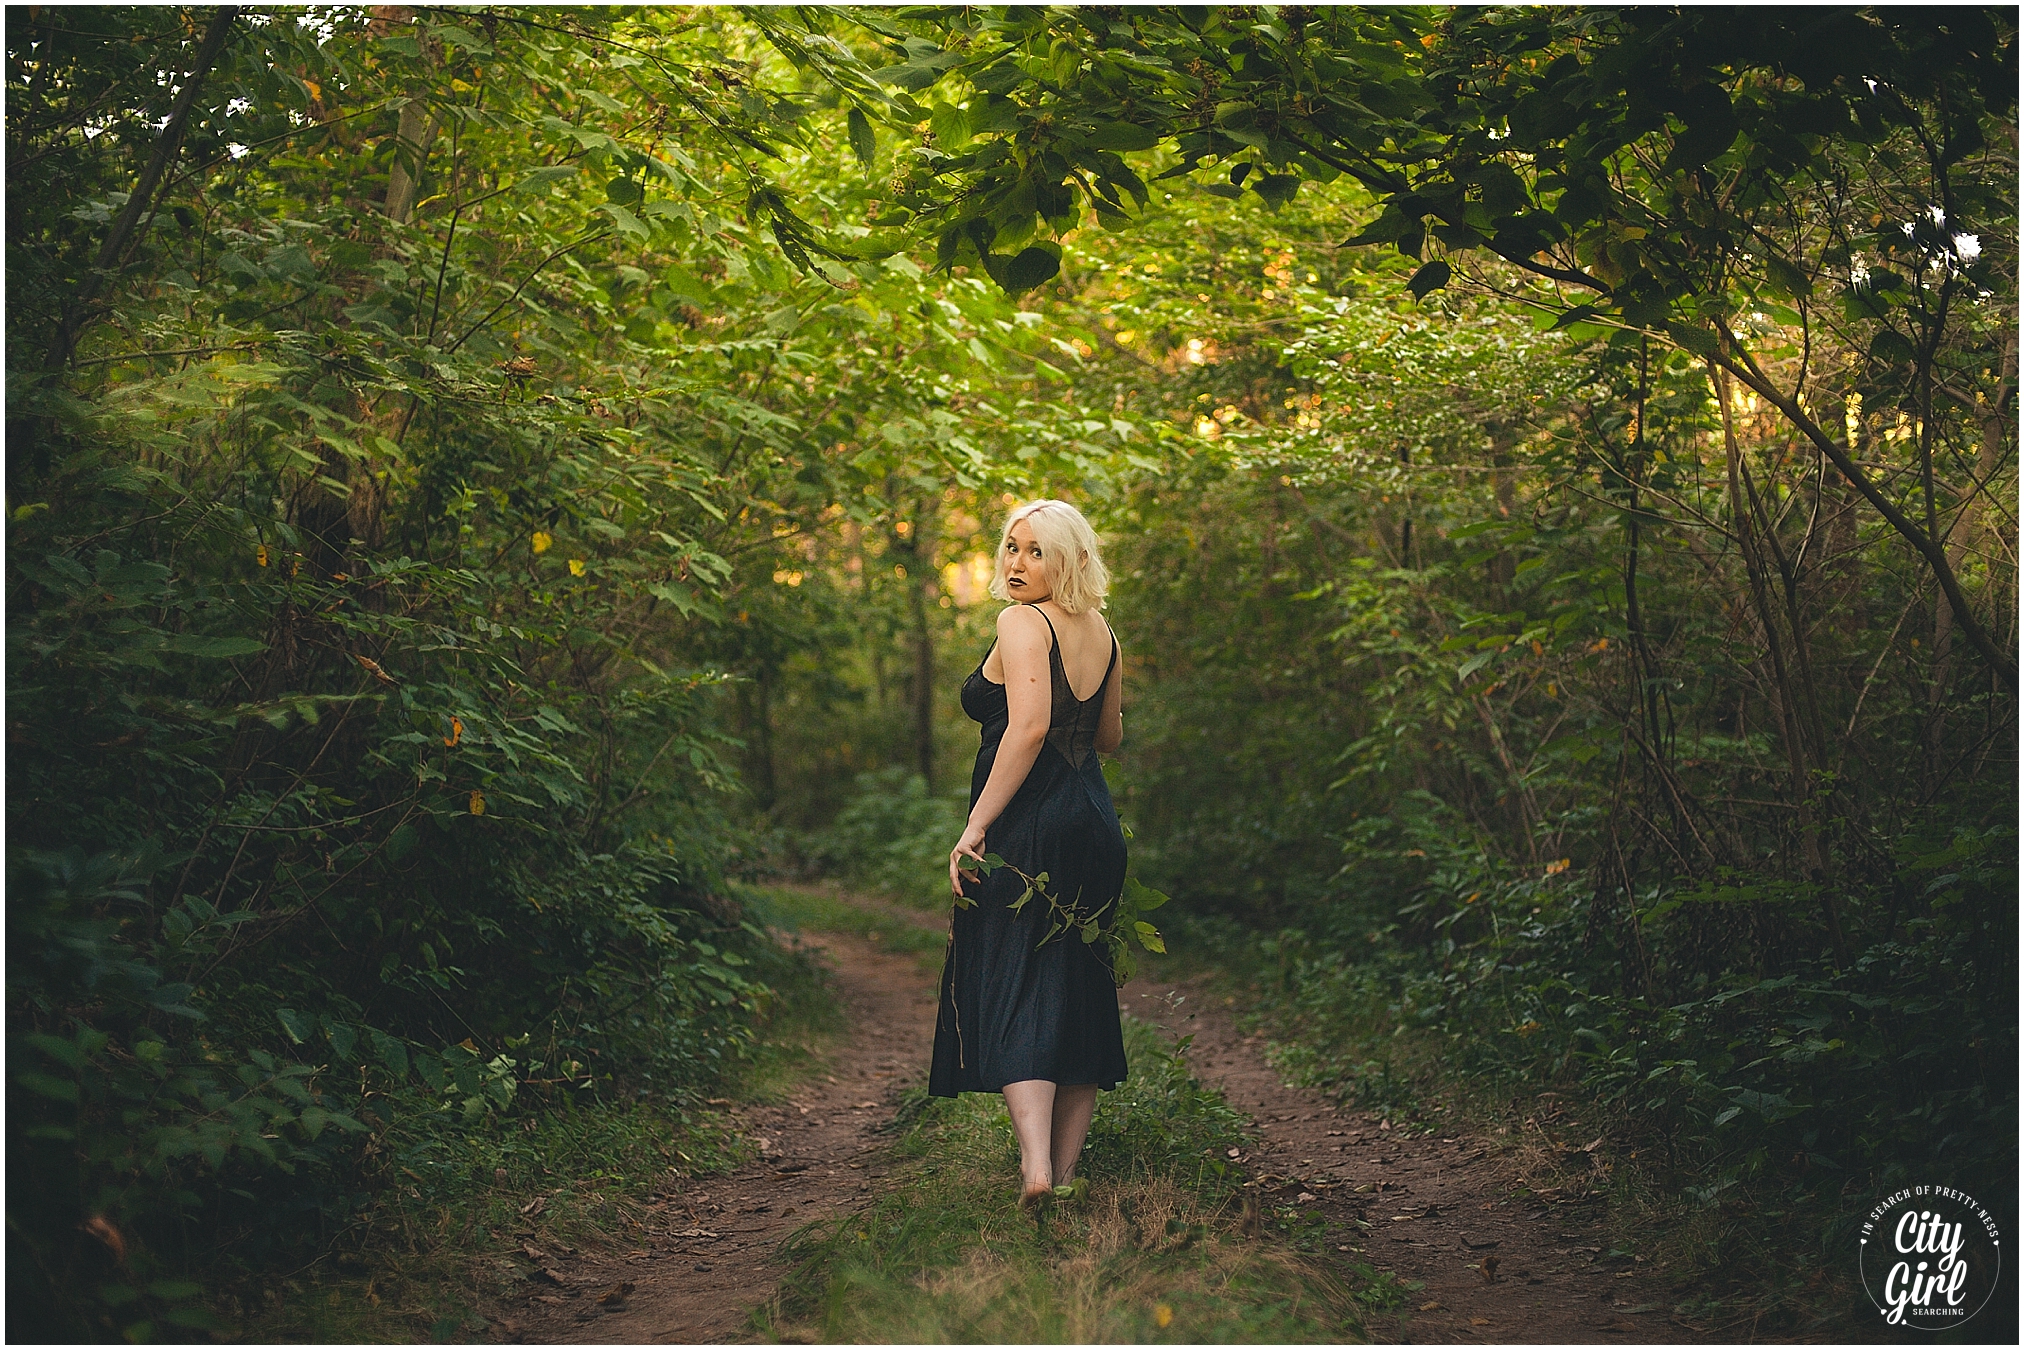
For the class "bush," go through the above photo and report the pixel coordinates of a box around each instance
[803,767,968,909]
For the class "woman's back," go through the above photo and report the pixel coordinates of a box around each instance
[981,601,1113,701]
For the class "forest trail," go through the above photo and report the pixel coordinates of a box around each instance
[508,906,941,1344]
[506,890,1707,1344]
[1126,981,1715,1344]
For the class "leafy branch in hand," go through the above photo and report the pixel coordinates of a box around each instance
[959,853,1170,987]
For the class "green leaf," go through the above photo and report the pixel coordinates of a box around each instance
[370,1030,409,1079]
[1664,85,1740,171]
[1341,208,1408,247]
[600,202,650,241]
[1085,121,1158,151]
[15,1071,78,1103]
[519,165,579,191]
[929,101,971,148]
[1868,329,1916,365]
[1763,254,1812,299]
[1122,875,1170,913]
[25,1033,84,1068]
[160,635,266,659]
[1001,244,1062,293]
[1663,321,1719,357]
[274,1008,313,1045]
[324,1020,359,1063]
[647,580,700,616]
[1253,174,1300,210]
[847,107,877,168]
[604,176,643,207]
[1406,259,1451,299]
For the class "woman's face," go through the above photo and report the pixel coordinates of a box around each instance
[1003,518,1052,603]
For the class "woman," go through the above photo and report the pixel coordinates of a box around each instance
[929,499,1128,1211]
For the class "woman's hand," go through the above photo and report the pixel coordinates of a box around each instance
[949,820,989,898]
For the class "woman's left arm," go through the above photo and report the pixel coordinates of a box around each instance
[949,605,1053,896]
[1094,637,1124,754]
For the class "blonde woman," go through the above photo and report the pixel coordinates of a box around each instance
[929,499,1127,1211]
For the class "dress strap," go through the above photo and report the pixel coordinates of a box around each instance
[1031,604,1060,653]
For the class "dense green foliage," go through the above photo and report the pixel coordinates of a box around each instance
[7,4,2015,1338]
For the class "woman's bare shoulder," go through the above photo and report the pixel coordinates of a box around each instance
[996,603,1050,637]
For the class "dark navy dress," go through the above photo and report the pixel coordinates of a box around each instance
[929,607,1129,1096]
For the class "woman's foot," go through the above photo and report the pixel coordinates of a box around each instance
[1018,1171,1054,1212]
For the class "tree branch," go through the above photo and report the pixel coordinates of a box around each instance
[1710,334,2016,689]
[46,6,240,371]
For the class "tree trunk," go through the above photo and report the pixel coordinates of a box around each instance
[384,96,439,224]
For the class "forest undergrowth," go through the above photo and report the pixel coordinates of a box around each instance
[1155,903,2007,1343]
[208,923,840,1344]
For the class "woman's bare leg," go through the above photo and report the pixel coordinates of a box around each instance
[1048,1084,1098,1185]
[1002,1080,1058,1206]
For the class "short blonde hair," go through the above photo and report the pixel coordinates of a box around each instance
[988,499,1110,614]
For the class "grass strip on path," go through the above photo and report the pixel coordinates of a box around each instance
[742,882,950,964]
[757,1017,1375,1343]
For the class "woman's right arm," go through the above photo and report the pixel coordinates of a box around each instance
[949,606,1052,895]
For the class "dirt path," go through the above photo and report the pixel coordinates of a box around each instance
[1128,979,1710,1344]
[506,924,939,1344]
[502,893,1707,1344]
